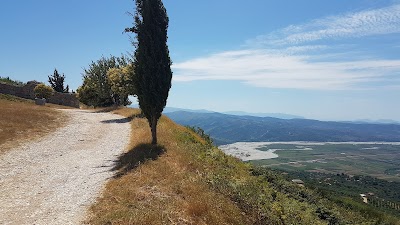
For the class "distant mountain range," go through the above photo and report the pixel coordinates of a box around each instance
[165,111,400,145]
[162,107,214,114]
[130,105,305,119]
[130,105,399,124]
[343,119,400,125]
[222,111,304,119]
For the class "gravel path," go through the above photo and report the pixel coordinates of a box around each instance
[0,109,131,225]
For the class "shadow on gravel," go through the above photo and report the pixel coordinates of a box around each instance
[92,107,119,113]
[112,143,165,178]
[101,112,145,124]
[101,117,133,124]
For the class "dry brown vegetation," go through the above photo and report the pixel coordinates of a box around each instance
[87,107,395,225]
[87,108,249,224]
[0,94,67,154]
[88,109,334,225]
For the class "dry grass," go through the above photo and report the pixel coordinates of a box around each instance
[86,107,383,225]
[87,108,249,225]
[0,94,68,154]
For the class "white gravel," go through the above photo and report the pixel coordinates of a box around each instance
[0,109,131,225]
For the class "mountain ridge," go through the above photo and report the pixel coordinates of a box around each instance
[165,111,400,145]
[130,105,305,119]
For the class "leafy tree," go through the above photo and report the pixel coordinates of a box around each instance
[107,65,135,106]
[77,55,133,107]
[126,0,173,144]
[76,77,99,107]
[34,83,54,99]
[48,69,69,93]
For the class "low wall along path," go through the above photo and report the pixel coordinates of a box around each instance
[0,81,80,108]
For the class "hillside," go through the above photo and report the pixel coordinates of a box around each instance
[285,171,400,219]
[87,108,399,224]
[0,94,67,153]
[166,111,400,145]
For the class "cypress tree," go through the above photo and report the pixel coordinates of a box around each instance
[126,0,173,145]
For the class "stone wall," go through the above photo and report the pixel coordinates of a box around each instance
[0,81,80,108]
[47,92,80,108]
[0,81,37,99]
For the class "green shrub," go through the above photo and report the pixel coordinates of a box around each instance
[186,126,214,146]
[0,76,25,86]
[34,84,54,99]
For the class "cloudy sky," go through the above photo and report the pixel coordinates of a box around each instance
[1,0,399,121]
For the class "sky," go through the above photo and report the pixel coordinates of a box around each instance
[1,0,399,121]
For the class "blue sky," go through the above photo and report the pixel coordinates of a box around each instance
[1,0,399,121]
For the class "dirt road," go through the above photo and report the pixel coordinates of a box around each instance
[0,109,130,225]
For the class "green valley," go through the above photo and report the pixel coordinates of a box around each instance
[248,142,400,182]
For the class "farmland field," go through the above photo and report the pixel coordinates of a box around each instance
[223,142,400,181]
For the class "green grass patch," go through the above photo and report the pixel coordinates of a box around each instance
[253,143,400,182]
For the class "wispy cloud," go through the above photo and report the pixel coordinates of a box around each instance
[173,49,400,90]
[173,4,400,90]
[248,4,400,46]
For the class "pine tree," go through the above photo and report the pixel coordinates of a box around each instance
[126,0,173,145]
[48,69,68,93]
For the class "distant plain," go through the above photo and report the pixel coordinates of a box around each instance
[223,142,400,182]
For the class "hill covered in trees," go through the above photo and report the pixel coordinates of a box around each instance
[166,111,400,145]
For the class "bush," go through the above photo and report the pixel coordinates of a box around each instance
[107,65,134,106]
[34,84,54,99]
[0,76,25,86]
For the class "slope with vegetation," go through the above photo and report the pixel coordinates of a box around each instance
[167,111,400,145]
[87,108,399,224]
[0,76,25,86]
[285,170,400,220]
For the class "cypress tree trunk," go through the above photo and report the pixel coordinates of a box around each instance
[151,116,157,145]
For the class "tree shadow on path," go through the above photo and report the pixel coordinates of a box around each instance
[112,143,165,178]
[92,107,118,113]
[100,110,144,124]
[101,117,133,124]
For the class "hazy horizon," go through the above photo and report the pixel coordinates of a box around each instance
[130,101,400,122]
